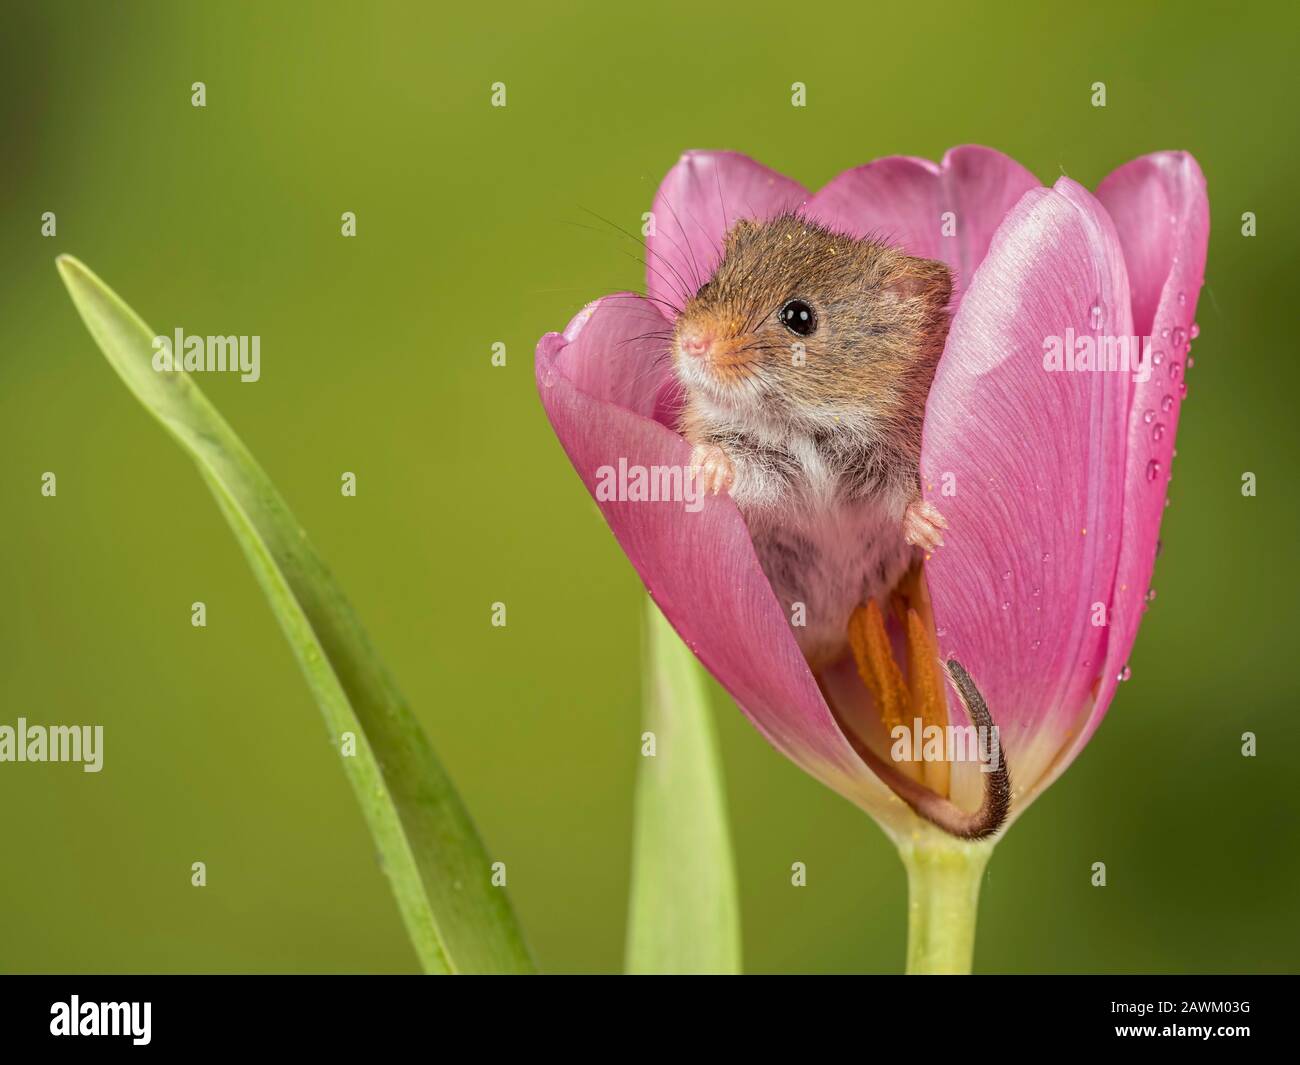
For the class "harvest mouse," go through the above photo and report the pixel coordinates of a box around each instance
[672,213,953,669]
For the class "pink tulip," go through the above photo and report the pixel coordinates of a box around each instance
[535,145,1208,844]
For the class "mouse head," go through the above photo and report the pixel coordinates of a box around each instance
[671,214,952,431]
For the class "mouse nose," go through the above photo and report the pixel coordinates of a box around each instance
[681,330,713,358]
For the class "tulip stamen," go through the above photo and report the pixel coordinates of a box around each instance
[845,600,1011,840]
[900,594,951,798]
[847,600,913,771]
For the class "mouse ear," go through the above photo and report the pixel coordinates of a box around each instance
[884,256,953,310]
[722,217,758,251]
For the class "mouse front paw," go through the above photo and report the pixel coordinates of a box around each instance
[903,498,948,551]
[690,444,735,496]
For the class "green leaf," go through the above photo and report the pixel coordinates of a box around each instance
[625,597,741,973]
[56,255,533,975]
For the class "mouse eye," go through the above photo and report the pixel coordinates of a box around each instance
[779,299,816,336]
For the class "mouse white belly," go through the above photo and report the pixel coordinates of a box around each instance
[745,492,915,669]
[716,431,918,670]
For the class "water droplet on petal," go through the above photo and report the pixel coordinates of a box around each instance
[1031,639,1041,650]
[1161,394,1174,413]
[1041,552,1051,562]
[1146,459,1161,482]
[1187,356,1195,369]
[1152,350,1164,367]
[1032,586,1041,597]
[1001,570,1011,581]
[1143,408,1155,424]
[1190,322,1200,339]
[1000,601,1010,611]
[1118,665,1132,681]
[1170,361,1182,380]
[936,627,947,638]
[1160,327,1170,340]
[1177,291,1186,306]
[1146,587,1157,602]
[1090,303,1103,329]
[1152,422,1165,442]
[1172,326,1186,349]
[1178,381,1187,398]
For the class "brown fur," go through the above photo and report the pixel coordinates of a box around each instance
[669,217,1015,839]
[671,214,953,667]
[675,213,951,463]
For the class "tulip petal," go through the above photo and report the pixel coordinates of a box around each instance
[919,178,1135,809]
[548,293,674,422]
[1064,153,1210,764]
[536,294,906,827]
[803,145,1041,302]
[645,150,810,313]
[1096,152,1209,340]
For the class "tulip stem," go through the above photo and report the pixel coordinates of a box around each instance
[899,834,994,974]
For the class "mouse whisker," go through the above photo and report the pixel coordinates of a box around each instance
[616,330,676,348]
[656,195,713,293]
[714,166,730,237]
[577,207,698,309]
[564,218,691,313]
[598,292,684,318]
[620,351,679,400]
[646,214,706,297]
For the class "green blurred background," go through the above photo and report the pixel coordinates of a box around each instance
[2,0,1297,974]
